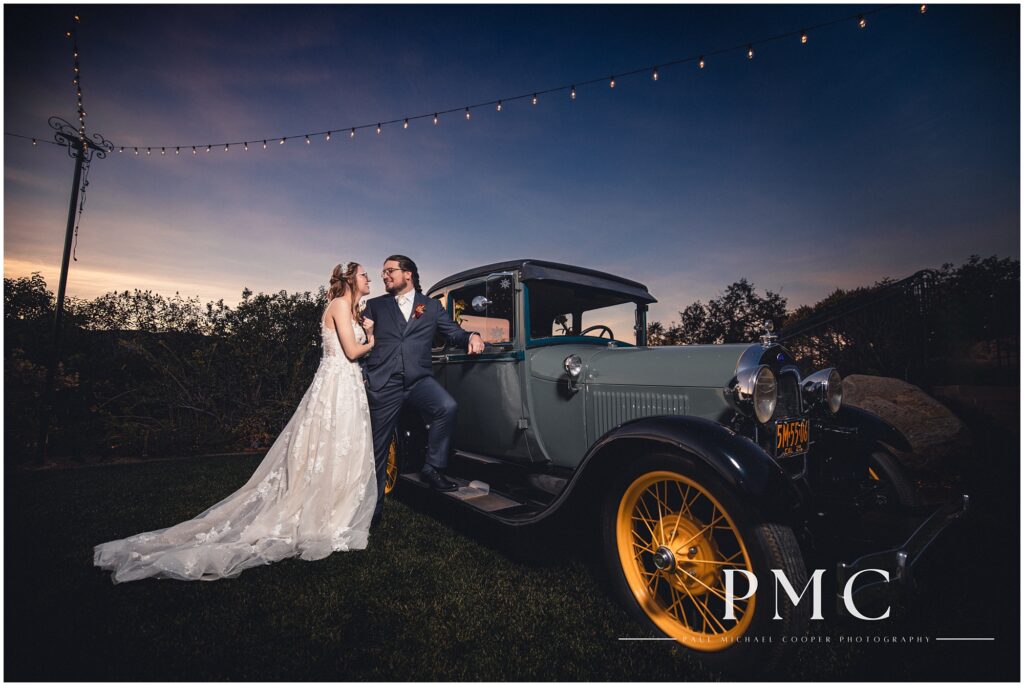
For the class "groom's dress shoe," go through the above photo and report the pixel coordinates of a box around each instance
[421,467,457,492]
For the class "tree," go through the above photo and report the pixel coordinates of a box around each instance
[675,279,788,344]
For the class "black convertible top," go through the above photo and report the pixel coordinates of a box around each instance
[427,259,657,304]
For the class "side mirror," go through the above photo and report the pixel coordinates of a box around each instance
[471,295,492,313]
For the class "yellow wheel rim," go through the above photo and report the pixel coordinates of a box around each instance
[384,440,398,495]
[615,470,756,651]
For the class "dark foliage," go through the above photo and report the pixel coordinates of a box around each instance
[4,275,327,463]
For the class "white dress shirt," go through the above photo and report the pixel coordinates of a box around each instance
[395,291,414,322]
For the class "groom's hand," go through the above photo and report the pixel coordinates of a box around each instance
[467,333,485,355]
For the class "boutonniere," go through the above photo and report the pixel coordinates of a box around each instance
[413,303,427,320]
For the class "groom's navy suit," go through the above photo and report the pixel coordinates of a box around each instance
[362,290,473,520]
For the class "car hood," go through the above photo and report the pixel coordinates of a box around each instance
[528,343,753,388]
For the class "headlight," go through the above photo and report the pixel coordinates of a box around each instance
[752,366,777,423]
[801,368,843,414]
[563,354,583,379]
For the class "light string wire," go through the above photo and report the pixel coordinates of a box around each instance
[5,4,924,153]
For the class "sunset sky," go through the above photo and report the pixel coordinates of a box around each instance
[3,4,1019,327]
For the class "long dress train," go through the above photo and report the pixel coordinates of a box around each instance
[94,318,376,583]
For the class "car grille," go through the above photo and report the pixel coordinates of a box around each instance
[773,372,802,419]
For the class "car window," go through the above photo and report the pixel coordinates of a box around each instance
[450,275,515,345]
[432,293,447,351]
[527,281,638,344]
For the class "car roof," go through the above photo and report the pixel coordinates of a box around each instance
[427,259,657,304]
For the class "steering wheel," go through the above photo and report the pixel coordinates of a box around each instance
[580,324,614,339]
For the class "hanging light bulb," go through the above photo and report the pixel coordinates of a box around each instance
[146,148,151,155]
[263,140,267,149]
[859,15,866,28]
[609,76,616,88]
[699,56,705,69]
[224,144,229,151]
[747,45,754,59]
[206,145,211,152]
[350,128,356,138]
[326,132,331,141]
[279,137,285,145]
[403,118,409,128]
[161,147,166,155]
[652,67,659,81]
[801,30,808,44]
[570,85,576,100]
[433,113,439,125]
[377,123,382,134]
[134,147,139,155]
[496,101,502,112]
[244,142,249,150]
[32,139,37,146]
[305,135,311,144]
[192,146,197,155]
[465,108,471,120]
[532,93,538,105]
[176,147,180,155]
[119,146,124,153]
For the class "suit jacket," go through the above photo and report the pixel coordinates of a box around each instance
[362,291,473,392]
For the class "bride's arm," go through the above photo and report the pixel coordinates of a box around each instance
[329,300,374,361]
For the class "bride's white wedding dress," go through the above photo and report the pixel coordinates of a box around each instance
[94,317,376,583]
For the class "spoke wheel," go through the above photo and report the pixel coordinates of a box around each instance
[615,470,755,650]
[384,439,399,496]
[601,451,809,673]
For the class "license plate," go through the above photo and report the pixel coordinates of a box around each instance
[774,418,810,457]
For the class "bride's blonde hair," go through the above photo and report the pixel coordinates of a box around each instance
[328,262,362,322]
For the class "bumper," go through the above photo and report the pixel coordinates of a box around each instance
[835,494,969,614]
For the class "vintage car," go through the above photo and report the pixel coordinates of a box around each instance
[383,259,967,671]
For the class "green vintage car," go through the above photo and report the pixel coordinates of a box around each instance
[384,259,966,670]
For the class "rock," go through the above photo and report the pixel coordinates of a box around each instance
[842,374,973,471]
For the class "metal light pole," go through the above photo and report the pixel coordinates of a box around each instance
[35,117,112,464]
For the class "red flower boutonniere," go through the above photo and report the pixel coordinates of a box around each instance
[413,303,427,320]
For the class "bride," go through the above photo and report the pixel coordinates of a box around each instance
[94,262,377,583]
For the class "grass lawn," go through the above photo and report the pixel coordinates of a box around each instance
[4,433,1019,681]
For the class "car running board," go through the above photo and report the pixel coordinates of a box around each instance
[399,472,524,512]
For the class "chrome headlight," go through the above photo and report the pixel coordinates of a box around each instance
[752,366,778,423]
[563,354,583,379]
[733,364,777,424]
[801,368,843,414]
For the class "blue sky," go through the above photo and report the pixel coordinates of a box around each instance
[4,4,1019,327]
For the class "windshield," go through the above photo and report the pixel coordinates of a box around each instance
[527,281,639,345]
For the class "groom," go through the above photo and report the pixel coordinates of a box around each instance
[362,255,484,524]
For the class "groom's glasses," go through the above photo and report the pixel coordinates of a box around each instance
[381,268,408,277]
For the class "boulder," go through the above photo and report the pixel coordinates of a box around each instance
[841,374,973,471]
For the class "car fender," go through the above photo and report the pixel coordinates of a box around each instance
[834,406,912,453]
[567,415,804,525]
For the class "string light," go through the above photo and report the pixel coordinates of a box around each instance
[176,147,180,155]
[146,148,151,155]
[119,146,124,153]
[161,147,165,155]
[22,6,911,160]
[244,142,248,150]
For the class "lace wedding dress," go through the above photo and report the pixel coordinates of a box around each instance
[94,317,376,583]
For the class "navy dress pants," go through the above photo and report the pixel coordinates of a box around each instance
[368,374,458,520]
